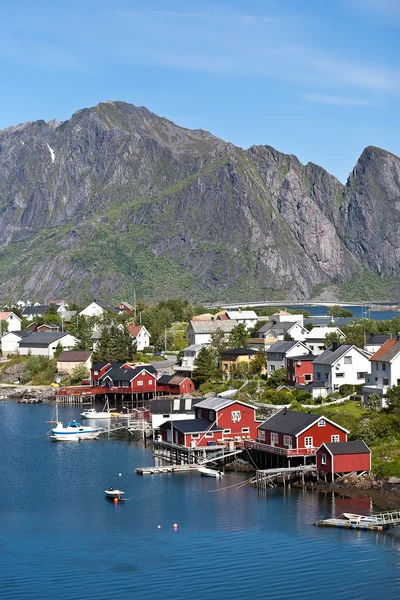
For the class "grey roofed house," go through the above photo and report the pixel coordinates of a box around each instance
[10,331,32,339]
[258,321,300,335]
[95,300,119,313]
[366,334,391,346]
[313,344,371,365]
[321,440,370,455]
[60,310,77,322]
[151,398,195,414]
[57,350,92,362]
[22,305,49,317]
[258,409,323,435]
[163,418,223,434]
[194,396,255,411]
[266,340,300,354]
[304,317,354,327]
[221,347,258,356]
[19,332,72,346]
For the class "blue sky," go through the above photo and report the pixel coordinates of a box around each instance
[1,0,399,181]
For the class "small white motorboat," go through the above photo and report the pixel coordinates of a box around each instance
[81,400,112,420]
[50,420,102,441]
[105,488,125,500]
[198,467,224,478]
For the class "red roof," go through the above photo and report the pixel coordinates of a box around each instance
[0,312,12,320]
[128,324,143,338]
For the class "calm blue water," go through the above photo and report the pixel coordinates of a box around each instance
[297,304,398,321]
[1,402,400,600]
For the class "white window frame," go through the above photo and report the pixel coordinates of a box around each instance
[231,410,241,423]
[148,380,153,385]
[205,432,214,438]
[321,453,327,465]
[331,435,340,443]
[241,427,250,433]
[304,436,313,448]
[344,356,352,364]
[271,432,279,446]
[283,435,292,448]
[191,433,200,439]
[260,430,265,440]
[270,365,276,372]
[137,380,143,386]
[318,419,326,427]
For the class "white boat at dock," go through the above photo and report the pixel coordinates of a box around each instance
[198,467,224,478]
[81,400,112,420]
[105,488,125,500]
[342,513,382,523]
[49,406,102,441]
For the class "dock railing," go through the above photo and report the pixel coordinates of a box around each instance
[245,440,316,456]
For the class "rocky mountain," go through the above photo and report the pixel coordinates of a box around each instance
[0,100,399,303]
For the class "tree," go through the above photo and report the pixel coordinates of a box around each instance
[209,328,228,366]
[68,316,96,351]
[265,368,288,388]
[249,320,267,338]
[69,364,90,385]
[385,386,400,412]
[327,305,354,318]
[324,330,346,349]
[54,342,64,359]
[91,327,112,364]
[367,393,381,411]
[341,325,365,348]
[249,351,267,375]
[228,323,249,348]
[192,347,219,386]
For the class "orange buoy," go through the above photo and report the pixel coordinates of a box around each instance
[114,497,118,504]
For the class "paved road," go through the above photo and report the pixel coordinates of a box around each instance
[149,357,177,369]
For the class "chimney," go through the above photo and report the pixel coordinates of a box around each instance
[332,341,339,351]
[283,407,287,415]
[397,333,400,342]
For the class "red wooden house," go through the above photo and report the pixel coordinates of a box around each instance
[316,441,371,478]
[91,362,112,384]
[99,364,158,394]
[156,374,195,395]
[287,354,315,386]
[159,397,261,448]
[116,301,134,313]
[257,409,348,457]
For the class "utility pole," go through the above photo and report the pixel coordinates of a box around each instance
[133,289,137,322]
[164,325,167,352]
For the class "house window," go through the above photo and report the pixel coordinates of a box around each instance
[205,432,214,438]
[321,454,327,465]
[191,434,200,439]
[122,382,129,388]
[223,429,231,434]
[331,435,340,443]
[383,378,389,385]
[336,373,344,378]
[357,372,367,379]
[260,430,265,440]
[162,414,170,418]
[283,435,292,447]
[304,374,312,381]
[318,346,324,351]
[94,371,98,376]
[137,380,143,386]
[209,411,215,421]
[397,379,400,386]
[148,380,153,385]
[231,410,241,423]
[316,372,321,381]
[224,364,229,370]
[324,373,329,381]
[318,419,326,427]
[375,377,378,382]
[304,437,313,447]
[344,356,352,364]
[271,432,279,445]
[382,363,386,371]
[198,409,202,418]
[270,365,276,372]
[242,427,250,433]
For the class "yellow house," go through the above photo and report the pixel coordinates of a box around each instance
[221,347,258,373]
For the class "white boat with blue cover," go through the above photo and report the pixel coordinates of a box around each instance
[50,419,102,441]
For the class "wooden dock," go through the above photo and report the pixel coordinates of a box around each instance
[314,518,388,532]
[136,465,199,475]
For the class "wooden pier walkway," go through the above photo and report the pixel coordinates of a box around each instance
[315,509,400,532]
[136,465,199,475]
[252,465,317,488]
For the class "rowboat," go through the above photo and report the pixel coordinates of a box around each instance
[198,467,224,478]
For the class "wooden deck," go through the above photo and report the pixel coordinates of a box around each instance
[136,465,199,475]
[314,518,388,532]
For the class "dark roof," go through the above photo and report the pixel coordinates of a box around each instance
[266,341,299,354]
[100,365,157,382]
[221,348,258,356]
[94,300,119,313]
[160,418,223,434]
[57,351,92,362]
[366,334,391,345]
[304,317,354,327]
[259,321,302,334]
[19,332,71,346]
[313,344,353,365]
[22,305,49,316]
[92,362,110,371]
[151,398,194,414]
[157,374,173,385]
[258,409,320,435]
[287,354,316,361]
[322,441,370,455]
[12,331,32,339]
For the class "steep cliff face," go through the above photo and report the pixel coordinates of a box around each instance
[0,101,398,302]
